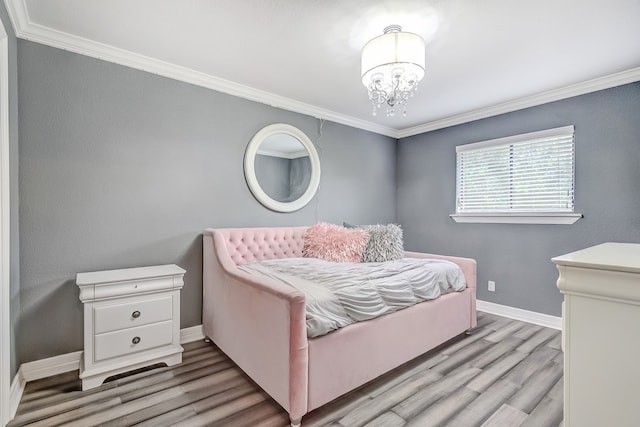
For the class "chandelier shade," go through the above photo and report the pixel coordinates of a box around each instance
[361,25,426,117]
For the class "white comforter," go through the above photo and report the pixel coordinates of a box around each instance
[238,257,466,338]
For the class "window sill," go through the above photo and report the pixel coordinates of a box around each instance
[450,213,583,225]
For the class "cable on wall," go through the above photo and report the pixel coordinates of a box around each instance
[314,118,325,223]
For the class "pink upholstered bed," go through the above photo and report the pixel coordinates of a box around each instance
[202,226,477,426]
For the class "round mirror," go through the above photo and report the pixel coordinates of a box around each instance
[244,124,321,212]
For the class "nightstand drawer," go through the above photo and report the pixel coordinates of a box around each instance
[94,296,173,334]
[94,320,173,362]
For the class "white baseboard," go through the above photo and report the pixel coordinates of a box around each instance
[21,351,83,383]
[7,324,205,421]
[477,300,562,330]
[8,371,24,420]
[180,324,205,344]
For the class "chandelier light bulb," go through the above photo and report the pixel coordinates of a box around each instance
[361,25,426,117]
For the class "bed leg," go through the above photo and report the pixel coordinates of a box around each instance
[290,417,302,427]
[204,337,212,343]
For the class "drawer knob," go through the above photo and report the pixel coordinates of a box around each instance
[132,336,141,345]
[132,310,141,319]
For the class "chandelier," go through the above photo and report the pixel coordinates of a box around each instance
[361,25,426,117]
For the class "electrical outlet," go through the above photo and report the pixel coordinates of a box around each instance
[488,280,496,292]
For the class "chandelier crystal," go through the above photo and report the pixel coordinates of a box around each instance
[361,25,426,117]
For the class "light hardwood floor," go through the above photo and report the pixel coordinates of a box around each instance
[8,312,563,426]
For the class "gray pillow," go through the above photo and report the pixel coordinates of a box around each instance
[361,224,404,262]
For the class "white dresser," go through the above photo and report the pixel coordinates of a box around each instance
[552,243,640,427]
[76,264,185,390]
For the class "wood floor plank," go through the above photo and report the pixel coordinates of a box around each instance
[16,386,86,415]
[392,365,481,419]
[483,316,513,332]
[114,352,225,386]
[470,336,524,369]
[21,370,79,394]
[439,327,493,356]
[8,314,564,427]
[431,339,493,374]
[519,376,564,427]
[548,376,563,402]
[105,377,249,426]
[9,386,121,426]
[446,379,521,427]
[65,387,185,426]
[503,347,560,386]
[171,392,267,427]
[10,362,238,426]
[481,404,528,427]
[132,405,198,427]
[16,378,99,415]
[338,370,442,427]
[404,384,479,426]
[182,340,213,353]
[246,413,291,427]
[520,393,564,427]
[25,397,122,427]
[16,357,226,415]
[484,320,527,343]
[211,401,286,427]
[143,383,256,426]
[361,351,447,398]
[363,411,406,427]
[513,324,543,340]
[466,351,528,393]
[475,312,502,329]
[303,392,371,427]
[545,333,562,350]
[515,328,559,354]
[507,361,563,413]
[553,351,564,365]
[119,361,234,402]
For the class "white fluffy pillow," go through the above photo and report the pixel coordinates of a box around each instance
[361,224,404,262]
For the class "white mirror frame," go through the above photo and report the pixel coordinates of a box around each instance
[244,123,321,213]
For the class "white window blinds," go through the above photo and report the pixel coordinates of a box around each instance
[456,126,575,214]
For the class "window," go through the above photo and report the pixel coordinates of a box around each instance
[451,125,582,224]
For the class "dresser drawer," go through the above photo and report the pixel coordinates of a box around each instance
[93,296,173,334]
[94,320,173,362]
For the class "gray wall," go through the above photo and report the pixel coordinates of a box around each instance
[254,154,313,203]
[0,1,21,379]
[254,154,290,201]
[289,156,312,202]
[397,82,640,316]
[17,40,396,364]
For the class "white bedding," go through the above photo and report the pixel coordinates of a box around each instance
[239,257,466,338]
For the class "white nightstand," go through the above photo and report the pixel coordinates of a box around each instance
[76,264,185,390]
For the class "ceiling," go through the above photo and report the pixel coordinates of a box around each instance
[6,0,640,138]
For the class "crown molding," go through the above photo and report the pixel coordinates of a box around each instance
[4,0,399,138]
[397,67,640,138]
[5,0,640,140]
[2,0,27,35]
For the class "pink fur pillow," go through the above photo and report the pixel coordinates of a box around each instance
[303,222,369,263]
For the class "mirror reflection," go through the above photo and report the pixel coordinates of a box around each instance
[245,123,321,213]
[254,133,312,203]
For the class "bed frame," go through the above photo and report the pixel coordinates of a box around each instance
[202,226,477,426]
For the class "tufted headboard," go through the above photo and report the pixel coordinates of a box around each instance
[207,227,309,265]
